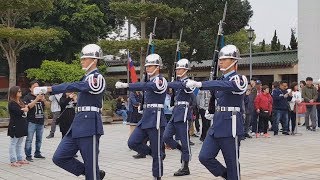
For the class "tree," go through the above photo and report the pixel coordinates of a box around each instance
[290,28,298,50]
[282,45,286,51]
[271,30,278,51]
[225,28,255,54]
[260,39,266,52]
[22,0,116,61]
[0,0,61,88]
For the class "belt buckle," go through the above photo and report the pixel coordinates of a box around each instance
[221,107,226,111]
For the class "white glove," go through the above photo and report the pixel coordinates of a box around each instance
[33,86,48,95]
[186,79,202,88]
[115,82,129,89]
[205,110,214,120]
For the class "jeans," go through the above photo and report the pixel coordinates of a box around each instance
[50,111,60,134]
[25,122,44,157]
[9,137,24,162]
[116,110,128,122]
[272,110,289,133]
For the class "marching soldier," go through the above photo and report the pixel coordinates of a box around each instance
[163,58,193,176]
[115,54,168,180]
[33,44,106,180]
[186,45,248,180]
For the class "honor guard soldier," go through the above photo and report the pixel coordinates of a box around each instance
[163,58,193,176]
[115,54,168,180]
[186,45,248,180]
[33,44,106,180]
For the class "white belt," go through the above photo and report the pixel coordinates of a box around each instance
[216,106,240,112]
[175,101,189,106]
[76,106,101,113]
[143,104,164,109]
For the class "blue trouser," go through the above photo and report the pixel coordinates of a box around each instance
[163,120,191,162]
[116,110,128,122]
[199,134,240,180]
[25,122,44,157]
[128,126,164,177]
[52,132,101,180]
[272,109,289,133]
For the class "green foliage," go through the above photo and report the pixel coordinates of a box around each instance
[25,60,84,83]
[290,28,298,50]
[225,28,255,54]
[110,1,186,19]
[0,100,9,118]
[20,0,116,61]
[0,0,54,15]
[0,27,60,42]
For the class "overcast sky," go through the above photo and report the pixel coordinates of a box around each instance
[248,0,298,46]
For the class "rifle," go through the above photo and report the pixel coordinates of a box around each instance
[170,28,183,106]
[208,1,228,114]
[140,17,157,111]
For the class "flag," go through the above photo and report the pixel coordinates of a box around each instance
[127,52,138,83]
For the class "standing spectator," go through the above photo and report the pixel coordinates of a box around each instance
[115,96,128,124]
[272,80,292,135]
[46,90,63,139]
[289,82,302,134]
[301,77,318,131]
[57,92,77,138]
[7,86,29,167]
[244,84,254,138]
[251,80,262,135]
[300,80,306,90]
[254,85,273,138]
[196,89,211,142]
[23,80,48,161]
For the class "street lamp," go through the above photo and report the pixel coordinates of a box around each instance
[247,26,254,80]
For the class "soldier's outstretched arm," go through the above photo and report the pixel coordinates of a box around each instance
[36,76,105,95]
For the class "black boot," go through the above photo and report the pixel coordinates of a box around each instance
[173,161,190,176]
[46,133,54,139]
[99,170,105,180]
[132,153,146,159]
[153,177,161,180]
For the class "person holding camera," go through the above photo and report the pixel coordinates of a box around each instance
[23,80,49,162]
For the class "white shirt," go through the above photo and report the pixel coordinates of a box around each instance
[49,93,63,112]
[289,91,302,111]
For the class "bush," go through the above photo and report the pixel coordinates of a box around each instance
[0,101,9,118]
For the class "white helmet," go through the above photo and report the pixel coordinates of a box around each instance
[176,58,191,70]
[145,54,163,68]
[80,44,103,59]
[218,45,241,60]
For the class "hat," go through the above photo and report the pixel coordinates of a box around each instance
[256,80,262,84]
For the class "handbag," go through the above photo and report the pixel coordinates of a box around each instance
[293,103,307,114]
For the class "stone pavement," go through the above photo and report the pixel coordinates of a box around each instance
[0,124,320,180]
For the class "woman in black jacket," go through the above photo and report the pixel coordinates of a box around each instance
[7,86,29,167]
[57,92,77,138]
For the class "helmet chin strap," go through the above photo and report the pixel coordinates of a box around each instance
[177,69,188,78]
[147,66,159,76]
[82,60,96,72]
[220,60,238,72]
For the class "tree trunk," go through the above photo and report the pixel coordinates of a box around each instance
[6,48,17,88]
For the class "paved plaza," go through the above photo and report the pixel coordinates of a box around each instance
[0,123,320,180]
